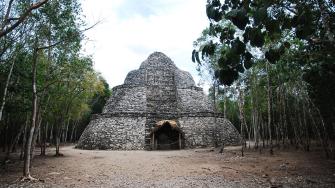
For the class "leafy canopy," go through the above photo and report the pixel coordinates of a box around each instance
[192,0,335,86]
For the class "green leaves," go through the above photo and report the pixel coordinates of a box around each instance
[220,27,235,43]
[226,9,249,30]
[243,52,253,69]
[192,41,216,64]
[206,3,222,22]
[202,41,216,58]
[195,0,334,88]
[191,50,200,64]
[265,19,280,35]
[231,38,246,55]
[265,46,285,64]
[249,27,265,47]
[253,7,268,26]
[215,68,239,86]
[243,27,265,47]
[292,6,315,39]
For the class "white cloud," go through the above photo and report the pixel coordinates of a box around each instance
[81,0,209,91]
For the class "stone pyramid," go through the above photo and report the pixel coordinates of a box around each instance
[77,52,240,150]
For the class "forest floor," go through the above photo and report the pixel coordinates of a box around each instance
[0,145,335,188]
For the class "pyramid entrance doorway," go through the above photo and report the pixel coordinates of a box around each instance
[150,120,183,150]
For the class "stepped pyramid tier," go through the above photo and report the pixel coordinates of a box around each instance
[77,52,240,150]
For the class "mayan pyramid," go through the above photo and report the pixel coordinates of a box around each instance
[77,52,240,150]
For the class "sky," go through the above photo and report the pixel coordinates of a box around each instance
[80,0,209,90]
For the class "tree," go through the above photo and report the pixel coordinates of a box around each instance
[0,0,48,38]
[192,0,335,157]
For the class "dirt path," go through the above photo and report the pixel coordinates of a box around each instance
[1,145,335,187]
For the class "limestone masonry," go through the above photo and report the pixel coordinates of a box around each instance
[77,52,240,150]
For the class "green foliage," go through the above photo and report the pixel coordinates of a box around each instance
[193,1,335,140]
[0,0,110,145]
[193,0,335,86]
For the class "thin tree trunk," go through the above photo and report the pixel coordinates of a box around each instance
[31,94,49,159]
[308,97,332,158]
[49,123,53,143]
[70,120,77,143]
[266,62,273,155]
[302,99,310,151]
[22,46,38,179]
[64,117,70,143]
[5,125,24,160]
[296,99,304,149]
[262,119,265,149]
[213,82,216,112]
[55,117,63,156]
[0,59,15,121]
[55,129,61,156]
[283,90,288,148]
[279,86,285,148]
[20,114,29,160]
[251,82,257,149]
[3,119,9,152]
[74,125,77,142]
[41,121,48,156]
[223,86,227,119]
[238,85,245,157]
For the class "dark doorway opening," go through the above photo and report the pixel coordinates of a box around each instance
[151,121,183,150]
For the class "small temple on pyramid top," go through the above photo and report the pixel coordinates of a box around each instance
[77,52,240,150]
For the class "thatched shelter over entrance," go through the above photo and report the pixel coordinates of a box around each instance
[150,120,183,150]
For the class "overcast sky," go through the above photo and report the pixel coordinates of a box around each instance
[80,0,208,89]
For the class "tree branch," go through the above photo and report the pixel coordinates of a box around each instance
[2,0,15,30]
[0,0,49,38]
[37,40,62,51]
[80,20,102,32]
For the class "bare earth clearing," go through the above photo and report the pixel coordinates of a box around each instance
[1,145,335,188]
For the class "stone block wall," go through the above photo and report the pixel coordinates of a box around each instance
[178,117,215,148]
[146,85,177,113]
[175,70,195,88]
[124,69,146,85]
[177,88,214,113]
[215,118,241,145]
[178,116,241,148]
[103,85,146,113]
[77,116,146,150]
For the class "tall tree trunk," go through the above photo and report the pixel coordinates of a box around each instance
[283,90,289,148]
[266,62,273,155]
[309,97,332,158]
[22,47,38,179]
[49,123,53,143]
[0,59,15,121]
[20,114,29,160]
[213,82,216,112]
[302,99,310,151]
[40,121,48,156]
[223,86,227,119]
[64,117,70,143]
[3,119,9,152]
[70,120,77,143]
[55,116,63,157]
[31,94,49,159]
[55,124,61,156]
[74,125,77,142]
[5,125,24,161]
[278,86,285,148]
[238,85,246,156]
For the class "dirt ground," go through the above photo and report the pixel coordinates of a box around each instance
[0,145,335,188]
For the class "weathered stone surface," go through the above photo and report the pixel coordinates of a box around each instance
[77,52,240,150]
[79,117,146,150]
[103,85,146,113]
